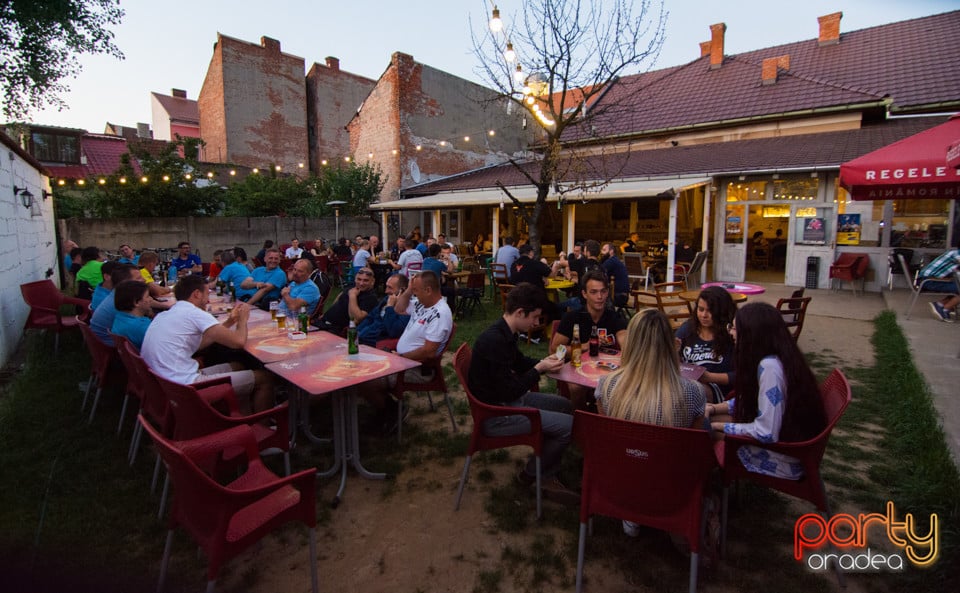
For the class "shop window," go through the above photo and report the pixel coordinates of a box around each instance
[725,180,766,201]
[773,177,819,202]
[890,198,950,249]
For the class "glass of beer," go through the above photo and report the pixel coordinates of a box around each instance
[269,301,279,320]
[275,312,286,332]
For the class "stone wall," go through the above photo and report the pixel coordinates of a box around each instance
[58,216,379,262]
[0,138,58,368]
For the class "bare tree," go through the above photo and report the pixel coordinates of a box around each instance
[472,0,666,255]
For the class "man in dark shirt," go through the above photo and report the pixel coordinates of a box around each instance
[563,240,605,313]
[601,242,630,308]
[509,244,560,326]
[316,267,379,334]
[467,283,577,504]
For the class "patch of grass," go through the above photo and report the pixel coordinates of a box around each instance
[484,484,531,533]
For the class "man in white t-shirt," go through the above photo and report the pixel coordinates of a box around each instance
[141,274,275,414]
[390,237,423,277]
[284,238,304,259]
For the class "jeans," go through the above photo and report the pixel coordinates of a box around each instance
[482,392,573,478]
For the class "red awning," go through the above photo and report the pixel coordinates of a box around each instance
[840,113,960,201]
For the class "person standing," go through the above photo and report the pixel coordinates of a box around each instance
[600,242,630,308]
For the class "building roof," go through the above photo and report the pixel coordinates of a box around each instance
[46,133,141,179]
[402,116,946,197]
[151,91,199,125]
[565,10,960,143]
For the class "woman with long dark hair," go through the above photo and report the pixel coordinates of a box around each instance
[676,286,736,403]
[707,302,826,479]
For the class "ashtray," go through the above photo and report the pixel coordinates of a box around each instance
[287,331,307,340]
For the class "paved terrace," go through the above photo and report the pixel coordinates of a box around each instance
[746,283,960,469]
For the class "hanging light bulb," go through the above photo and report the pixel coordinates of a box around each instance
[513,64,524,84]
[503,41,516,63]
[489,5,503,32]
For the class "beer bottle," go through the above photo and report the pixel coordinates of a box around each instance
[229,281,236,303]
[347,319,359,354]
[589,325,599,357]
[298,306,309,333]
[570,325,582,368]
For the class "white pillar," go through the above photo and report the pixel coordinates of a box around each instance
[492,207,500,260]
[433,209,442,238]
[701,185,712,284]
[666,196,678,283]
[381,211,389,250]
[565,203,576,254]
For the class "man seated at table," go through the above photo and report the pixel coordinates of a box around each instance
[213,249,254,298]
[278,258,321,318]
[368,235,383,258]
[370,270,453,432]
[440,243,459,269]
[357,273,411,347]
[141,274,275,414]
[919,247,960,322]
[495,236,520,270]
[117,243,140,265]
[550,270,628,409]
[91,264,154,346]
[137,251,173,298]
[468,282,577,504]
[110,280,155,350]
[91,260,119,311]
[510,244,561,330]
[170,241,203,279]
[239,247,287,309]
[315,266,378,334]
[75,246,104,300]
[600,242,630,308]
[284,238,304,260]
[422,243,457,308]
[390,237,423,277]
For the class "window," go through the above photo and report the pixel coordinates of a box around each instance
[31,132,80,163]
[726,180,766,201]
[890,198,951,249]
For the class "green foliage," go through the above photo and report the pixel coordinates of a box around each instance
[0,0,125,119]
[222,168,315,217]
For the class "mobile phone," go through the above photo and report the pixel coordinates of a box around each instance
[596,361,619,371]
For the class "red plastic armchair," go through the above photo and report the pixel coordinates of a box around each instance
[141,421,319,593]
[452,343,544,518]
[828,253,862,292]
[716,368,851,585]
[78,322,124,424]
[392,323,458,443]
[111,334,144,437]
[573,411,717,593]
[20,279,89,353]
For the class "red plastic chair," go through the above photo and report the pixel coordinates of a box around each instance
[573,410,717,593]
[141,420,319,593]
[20,279,89,353]
[828,253,862,292]
[78,322,124,424]
[452,343,544,518]
[716,368,851,586]
[392,323,458,443]
[111,334,144,437]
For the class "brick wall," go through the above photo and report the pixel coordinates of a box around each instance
[306,57,376,172]
[0,147,58,368]
[198,39,226,163]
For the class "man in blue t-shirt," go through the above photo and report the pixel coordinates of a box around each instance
[111,280,154,350]
[90,264,145,346]
[279,258,321,317]
[117,244,140,265]
[240,248,287,308]
[215,249,253,299]
[170,241,203,279]
[91,260,119,311]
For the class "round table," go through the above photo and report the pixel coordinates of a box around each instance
[680,290,747,304]
[701,281,766,295]
[545,278,576,302]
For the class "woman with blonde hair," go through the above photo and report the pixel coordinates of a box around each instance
[596,308,705,428]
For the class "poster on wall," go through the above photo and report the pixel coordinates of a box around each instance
[837,213,861,245]
[802,218,826,244]
[725,215,742,236]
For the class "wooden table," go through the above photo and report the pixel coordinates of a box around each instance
[265,344,420,506]
[547,351,705,390]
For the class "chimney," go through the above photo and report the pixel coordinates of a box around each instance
[325,56,340,71]
[260,36,281,53]
[699,41,711,58]
[762,55,790,85]
[709,23,726,69]
[136,122,151,139]
[171,88,187,99]
[818,12,842,46]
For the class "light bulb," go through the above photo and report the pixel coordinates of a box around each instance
[513,64,524,84]
[489,6,502,32]
[504,41,516,63]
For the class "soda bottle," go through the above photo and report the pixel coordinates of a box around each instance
[298,306,309,333]
[570,325,582,368]
[589,325,599,358]
[347,319,359,354]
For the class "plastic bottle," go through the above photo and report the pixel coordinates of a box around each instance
[347,319,359,354]
[298,306,309,333]
[570,325,582,368]
[589,325,599,358]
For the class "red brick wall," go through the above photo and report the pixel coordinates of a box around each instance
[198,40,226,163]
[306,59,375,172]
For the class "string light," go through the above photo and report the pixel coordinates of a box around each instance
[503,41,516,63]
[489,5,503,32]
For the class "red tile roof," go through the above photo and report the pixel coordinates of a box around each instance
[46,133,141,179]
[402,116,946,197]
[565,11,960,142]
[151,91,199,124]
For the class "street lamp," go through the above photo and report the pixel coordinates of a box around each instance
[328,200,347,241]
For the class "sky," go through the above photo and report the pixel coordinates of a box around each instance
[21,0,959,131]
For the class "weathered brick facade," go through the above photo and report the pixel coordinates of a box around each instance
[306,57,376,172]
[198,35,308,175]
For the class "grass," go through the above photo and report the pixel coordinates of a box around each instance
[2,300,958,592]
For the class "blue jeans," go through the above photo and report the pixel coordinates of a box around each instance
[921,279,958,294]
[482,392,573,478]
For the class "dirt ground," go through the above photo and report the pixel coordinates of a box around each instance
[214,311,878,593]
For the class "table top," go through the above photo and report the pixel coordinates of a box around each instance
[245,327,342,364]
[266,345,420,396]
[547,351,704,390]
[679,290,747,304]
[546,278,576,290]
[701,281,766,295]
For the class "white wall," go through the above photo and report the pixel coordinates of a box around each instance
[0,149,58,368]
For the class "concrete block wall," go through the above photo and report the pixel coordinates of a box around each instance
[0,152,58,368]
[59,216,379,264]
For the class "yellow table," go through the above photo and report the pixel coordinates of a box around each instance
[545,278,576,302]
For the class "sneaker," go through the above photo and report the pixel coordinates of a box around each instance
[540,476,580,506]
[929,301,954,323]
